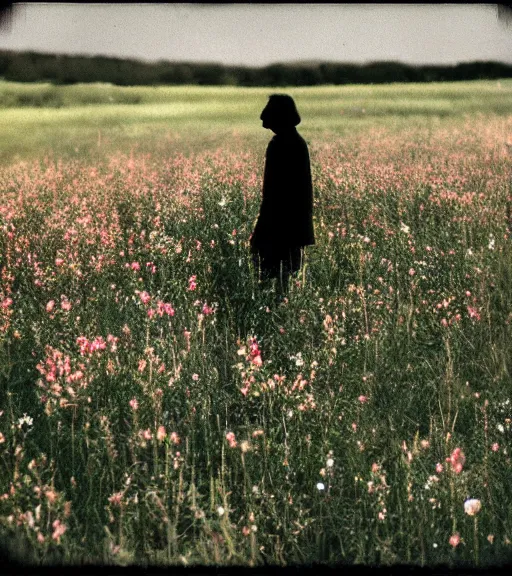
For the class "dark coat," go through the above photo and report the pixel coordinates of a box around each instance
[251,127,315,255]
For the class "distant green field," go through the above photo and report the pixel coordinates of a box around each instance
[1,79,511,164]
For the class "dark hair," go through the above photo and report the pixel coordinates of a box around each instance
[260,94,301,127]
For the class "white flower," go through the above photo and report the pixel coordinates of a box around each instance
[218,197,228,207]
[251,525,257,532]
[18,414,33,428]
[488,234,495,250]
[326,458,334,468]
[290,352,304,367]
[497,423,505,433]
[400,222,410,234]
[464,498,482,516]
[217,506,225,516]
[316,483,325,491]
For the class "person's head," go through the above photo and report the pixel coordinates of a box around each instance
[260,94,301,133]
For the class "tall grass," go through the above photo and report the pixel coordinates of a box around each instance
[0,83,511,566]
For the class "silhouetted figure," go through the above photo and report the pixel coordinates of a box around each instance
[250,94,315,293]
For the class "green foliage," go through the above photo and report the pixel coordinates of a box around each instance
[0,82,511,567]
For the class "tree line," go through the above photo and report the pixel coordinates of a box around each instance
[1,50,511,86]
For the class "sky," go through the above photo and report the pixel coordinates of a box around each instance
[1,3,512,67]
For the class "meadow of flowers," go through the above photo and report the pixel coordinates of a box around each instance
[0,81,511,566]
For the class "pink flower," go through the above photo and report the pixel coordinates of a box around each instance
[188,275,197,291]
[164,303,175,316]
[202,303,214,315]
[491,443,499,452]
[52,519,67,542]
[449,532,461,547]
[467,306,481,321]
[157,426,166,441]
[436,463,444,473]
[61,298,72,311]
[446,447,465,474]
[138,359,147,373]
[169,432,180,445]
[192,373,199,381]
[358,395,368,404]
[226,432,237,448]
[108,492,123,506]
[129,398,138,411]
[141,429,152,440]
[55,258,64,267]
[131,262,140,271]
[138,291,151,305]
[46,300,55,313]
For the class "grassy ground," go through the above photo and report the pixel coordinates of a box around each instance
[0,80,511,567]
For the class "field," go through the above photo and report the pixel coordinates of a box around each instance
[0,79,512,567]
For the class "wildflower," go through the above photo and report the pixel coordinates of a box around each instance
[202,303,214,315]
[46,300,55,313]
[226,432,237,448]
[449,532,461,547]
[358,395,368,404]
[130,262,140,271]
[45,490,58,504]
[138,291,151,305]
[51,519,67,543]
[446,447,465,474]
[108,492,123,506]
[464,498,482,516]
[491,443,499,452]
[242,526,251,536]
[157,426,166,442]
[129,398,138,411]
[487,534,495,544]
[0,433,4,444]
[436,463,444,473]
[169,432,180,445]
[217,506,225,516]
[188,276,197,291]
[326,458,334,468]
[18,414,33,428]
[61,298,72,311]
[467,306,481,321]
[316,483,325,491]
